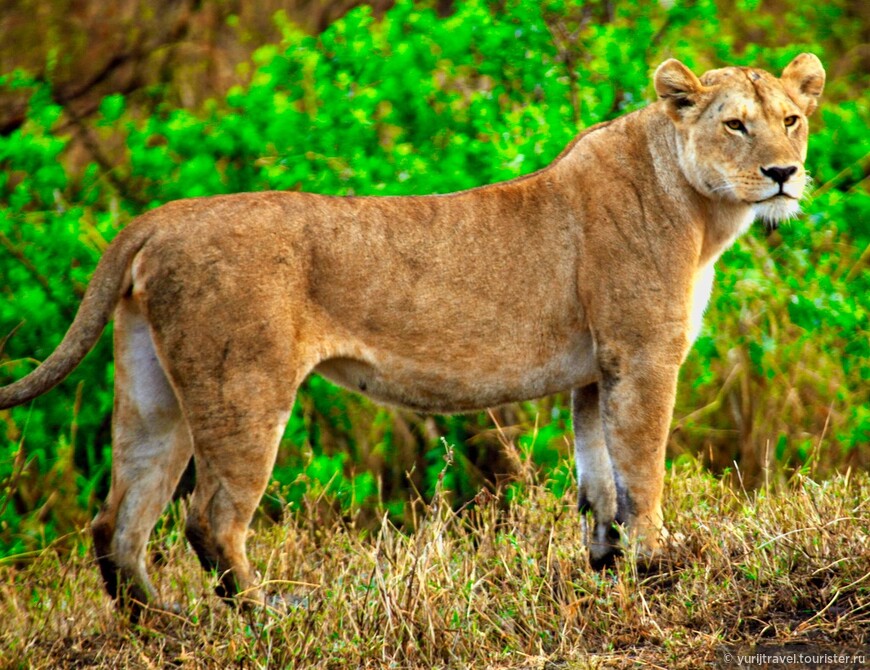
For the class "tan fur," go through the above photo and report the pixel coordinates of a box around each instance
[0,55,824,611]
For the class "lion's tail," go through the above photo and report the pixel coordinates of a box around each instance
[0,217,154,410]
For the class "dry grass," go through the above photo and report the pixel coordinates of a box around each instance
[1,462,868,669]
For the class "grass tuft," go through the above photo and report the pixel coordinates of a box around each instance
[1,463,868,668]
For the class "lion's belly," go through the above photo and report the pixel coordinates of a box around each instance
[313,329,598,413]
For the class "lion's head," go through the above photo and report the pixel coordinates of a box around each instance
[654,54,825,229]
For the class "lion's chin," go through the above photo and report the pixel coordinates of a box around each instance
[753,195,801,232]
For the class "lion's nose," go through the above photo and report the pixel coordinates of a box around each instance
[760,165,798,185]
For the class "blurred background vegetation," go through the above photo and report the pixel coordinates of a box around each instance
[0,0,867,558]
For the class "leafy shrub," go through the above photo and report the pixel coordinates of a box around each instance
[0,0,867,557]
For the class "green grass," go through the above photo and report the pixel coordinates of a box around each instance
[1,0,868,558]
[1,462,867,669]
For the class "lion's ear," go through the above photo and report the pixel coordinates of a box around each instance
[781,53,825,116]
[654,59,704,119]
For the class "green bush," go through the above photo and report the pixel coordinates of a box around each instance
[1,0,867,557]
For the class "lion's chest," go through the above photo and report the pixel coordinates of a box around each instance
[687,207,755,345]
[688,262,716,345]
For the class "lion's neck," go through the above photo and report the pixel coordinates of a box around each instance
[637,106,756,266]
[702,201,755,265]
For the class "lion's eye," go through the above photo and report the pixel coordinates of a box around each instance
[724,119,747,133]
[784,115,799,128]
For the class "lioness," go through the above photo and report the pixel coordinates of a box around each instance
[0,55,824,614]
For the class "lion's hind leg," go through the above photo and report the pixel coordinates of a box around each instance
[149,305,302,608]
[91,299,192,620]
[572,384,622,570]
[180,376,295,608]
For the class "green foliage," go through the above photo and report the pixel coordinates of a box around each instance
[1,0,868,557]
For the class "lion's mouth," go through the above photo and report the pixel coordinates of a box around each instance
[752,183,799,204]
[753,193,797,204]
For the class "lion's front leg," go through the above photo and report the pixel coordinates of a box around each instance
[572,384,621,570]
[593,339,683,567]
